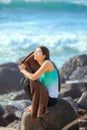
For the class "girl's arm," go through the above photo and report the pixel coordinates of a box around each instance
[19,60,54,80]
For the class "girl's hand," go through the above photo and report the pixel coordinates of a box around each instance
[18,64,26,71]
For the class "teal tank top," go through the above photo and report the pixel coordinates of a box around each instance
[39,67,59,98]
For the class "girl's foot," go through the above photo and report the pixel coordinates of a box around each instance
[25,105,32,112]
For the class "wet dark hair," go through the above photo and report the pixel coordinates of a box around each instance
[39,46,50,60]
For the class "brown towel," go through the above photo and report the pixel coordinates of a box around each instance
[30,80,49,120]
[20,51,49,120]
[20,51,40,73]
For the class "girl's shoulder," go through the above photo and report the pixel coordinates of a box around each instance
[43,60,53,65]
[44,60,52,63]
[43,60,54,71]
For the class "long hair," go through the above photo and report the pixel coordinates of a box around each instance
[39,46,50,60]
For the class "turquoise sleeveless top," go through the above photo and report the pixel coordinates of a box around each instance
[39,67,59,98]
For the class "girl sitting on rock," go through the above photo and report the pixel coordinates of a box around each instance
[19,46,60,120]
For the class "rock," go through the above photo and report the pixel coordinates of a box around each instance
[76,109,87,117]
[1,100,31,112]
[60,54,87,80]
[0,128,17,130]
[59,72,66,84]
[0,62,23,94]
[60,80,87,99]
[77,91,87,110]
[7,100,31,111]
[7,120,21,130]
[75,109,87,130]
[3,104,23,118]
[0,104,22,129]
[69,66,87,80]
[10,90,28,100]
[62,96,74,107]
[0,116,9,126]
[0,104,23,129]
[78,91,87,105]
[21,112,44,130]
[21,99,79,130]
[3,113,19,124]
[60,82,82,99]
[1,105,20,128]
[0,105,4,115]
[3,105,18,114]
[79,115,87,129]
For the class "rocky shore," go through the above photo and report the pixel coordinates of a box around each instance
[0,54,87,130]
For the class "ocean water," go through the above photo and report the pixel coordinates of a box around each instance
[0,0,87,68]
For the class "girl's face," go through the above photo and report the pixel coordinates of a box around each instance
[34,48,46,61]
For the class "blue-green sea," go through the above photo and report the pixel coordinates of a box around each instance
[0,0,87,68]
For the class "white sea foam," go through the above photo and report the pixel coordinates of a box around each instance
[0,31,87,52]
[0,0,12,4]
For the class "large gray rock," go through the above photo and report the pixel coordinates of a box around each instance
[60,54,87,81]
[0,62,23,94]
[21,99,79,130]
[69,66,87,80]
